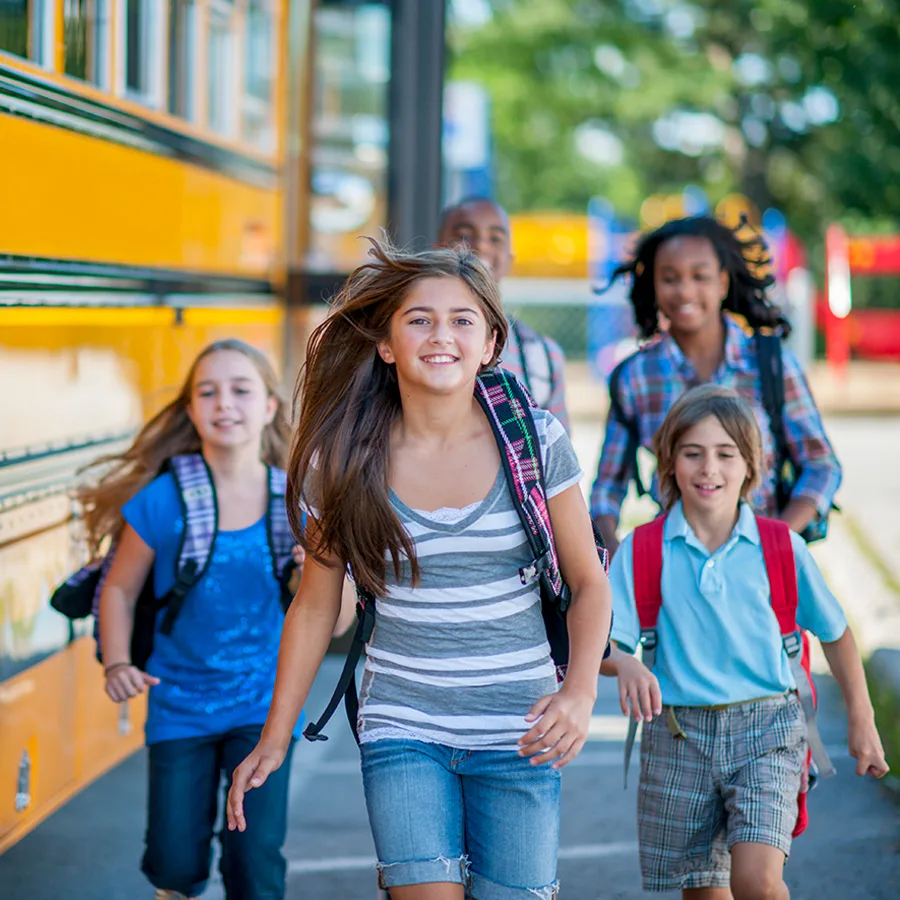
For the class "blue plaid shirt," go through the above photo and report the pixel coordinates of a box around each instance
[590,315,842,521]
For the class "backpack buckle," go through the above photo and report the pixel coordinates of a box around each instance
[782,630,802,659]
[518,552,550,585]
[639,628,658,652]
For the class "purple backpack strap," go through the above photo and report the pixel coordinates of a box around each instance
[158,454,218,635]
[267,466,298,608]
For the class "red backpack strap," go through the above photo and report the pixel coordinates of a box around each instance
[756,515,837,784]
[756,516,799,638]
[624,515,665,790]
[632,515,666,631]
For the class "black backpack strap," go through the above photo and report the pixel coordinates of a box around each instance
[303,583,376,744]
[755,332,792,511]
[607,356,646,498]
[266,466,298,611]
[159,454,218,635]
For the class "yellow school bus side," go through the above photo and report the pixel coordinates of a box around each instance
[0,112,281,278]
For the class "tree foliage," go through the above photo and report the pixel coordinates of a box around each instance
[448,0,900,246]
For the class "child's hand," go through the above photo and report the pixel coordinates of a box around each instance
[104,664,160,702]
[848,715,890,778]
[616,655,662,723]
[227,741,289,832]
[291,544,305,567]
[518,684,595,770]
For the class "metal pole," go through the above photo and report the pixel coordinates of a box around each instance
[387,0,447,250]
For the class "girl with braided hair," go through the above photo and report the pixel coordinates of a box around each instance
[589,215,841,556]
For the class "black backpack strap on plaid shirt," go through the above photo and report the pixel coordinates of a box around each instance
[158,454,218,635]
[755,331,792,511]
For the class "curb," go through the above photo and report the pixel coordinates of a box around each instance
[865,649,900,786]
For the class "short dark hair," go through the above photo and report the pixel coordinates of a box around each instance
[437,196,508,236]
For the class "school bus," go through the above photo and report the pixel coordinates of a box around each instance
[0,0,444,853]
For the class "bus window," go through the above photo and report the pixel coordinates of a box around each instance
[124,0,163,107]
[0,0,52,66]
[207,0,236,136]
[64,0,111,88]
[167,0,197,121]
[242,0,274,150]
[308,1,391,273]
[0,0,28,57]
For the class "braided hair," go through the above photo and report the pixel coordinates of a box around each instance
[610,215,791,340]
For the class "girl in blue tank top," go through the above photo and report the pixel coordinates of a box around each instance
[82,340,352,900]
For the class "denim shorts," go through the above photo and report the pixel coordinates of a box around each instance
[360,739,561,899]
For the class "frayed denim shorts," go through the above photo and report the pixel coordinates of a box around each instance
[360,739,561,899]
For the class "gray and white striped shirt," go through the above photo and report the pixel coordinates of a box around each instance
[357,409,582,750]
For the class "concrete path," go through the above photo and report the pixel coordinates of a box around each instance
[2,415,898,899]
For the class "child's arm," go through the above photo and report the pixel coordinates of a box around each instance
[821,628,890,778]
[98,524,161,701]
[601,643,662,723]
[227,519,345,831]
[518,483,612,770]
[333,576,359,637]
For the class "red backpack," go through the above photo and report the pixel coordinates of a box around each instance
[625,514,836,837]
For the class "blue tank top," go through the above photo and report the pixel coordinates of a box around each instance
[122,473,303,744]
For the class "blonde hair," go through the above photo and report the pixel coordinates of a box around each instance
[79,339,289,554]
[653,384,763,510]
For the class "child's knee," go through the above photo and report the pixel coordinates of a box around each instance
[730,845,787,900]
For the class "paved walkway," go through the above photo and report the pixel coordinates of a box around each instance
[3,659,897,899]
[2,414,898,899]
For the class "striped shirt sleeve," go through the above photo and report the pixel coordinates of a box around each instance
[544,337,570,433]
[533,408,582,497]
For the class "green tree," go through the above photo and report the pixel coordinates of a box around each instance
[449,0,900,247]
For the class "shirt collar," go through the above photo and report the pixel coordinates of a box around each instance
[664,499,760,548]
[661,314,754,376]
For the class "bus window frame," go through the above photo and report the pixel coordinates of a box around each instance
[167,0,198,122]
[31,0,56,68]
[205,0,239,138]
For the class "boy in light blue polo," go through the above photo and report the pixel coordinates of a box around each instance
[600,385,888,899]
[608,499,846,709]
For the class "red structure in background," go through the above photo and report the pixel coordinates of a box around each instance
[820,228,900,375]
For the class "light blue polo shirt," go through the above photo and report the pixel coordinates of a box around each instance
[609,501,847,707]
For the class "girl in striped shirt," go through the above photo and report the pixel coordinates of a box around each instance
[227,241,612,900]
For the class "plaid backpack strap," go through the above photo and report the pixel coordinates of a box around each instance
[267,466,297,609]
[757,515,836,781]
[159,454,218,635]
[623,515,666,788]
[474,368,562,599]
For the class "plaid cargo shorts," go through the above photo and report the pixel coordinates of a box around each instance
[637,693,807,892]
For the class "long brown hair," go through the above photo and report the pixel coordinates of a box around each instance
[79,339,290,554]
[288,238,507,594]
[653,384,763,511]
